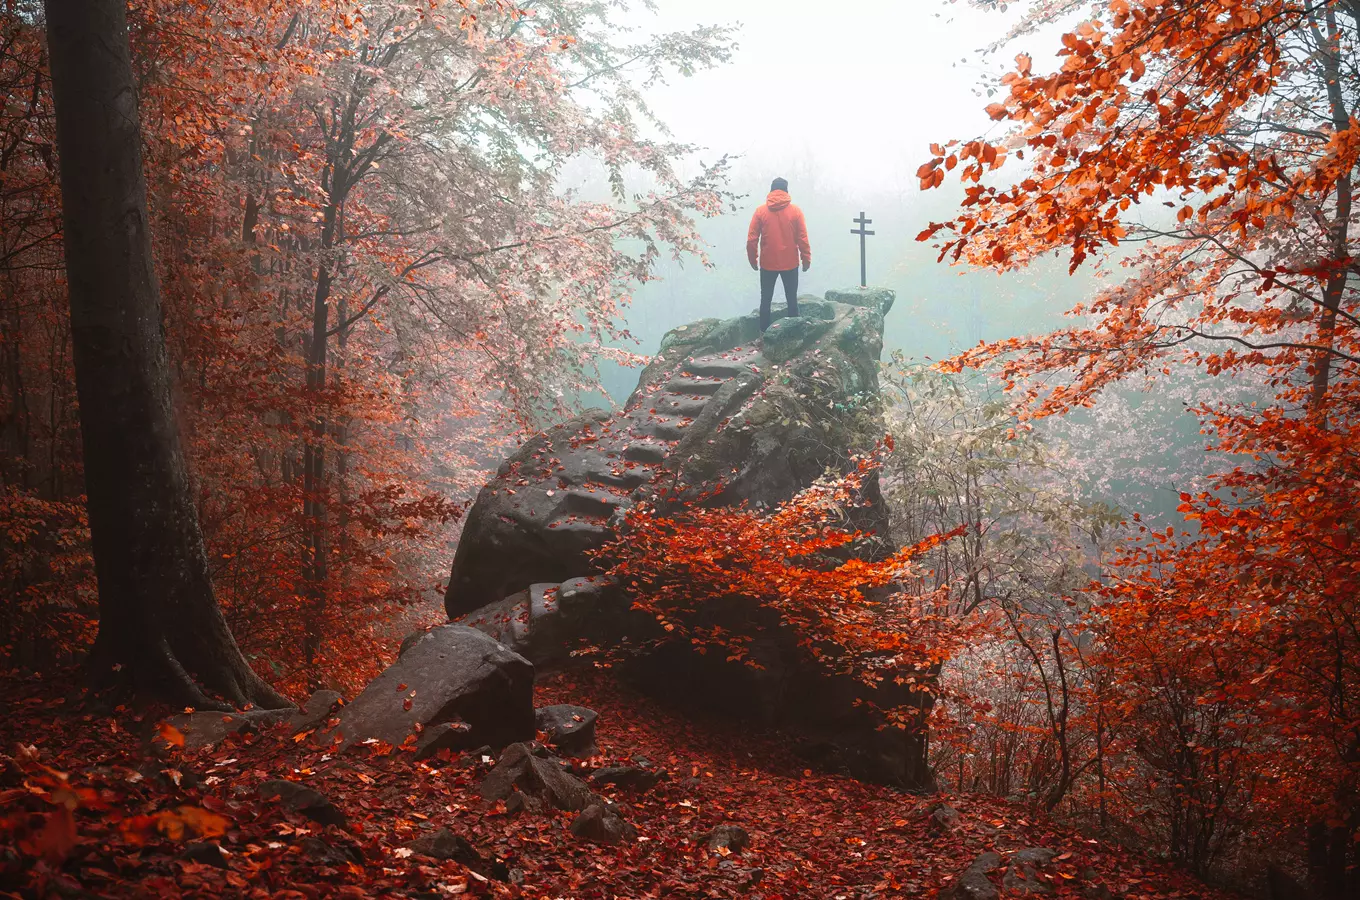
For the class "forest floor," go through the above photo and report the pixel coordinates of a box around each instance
[0,668,1232,900]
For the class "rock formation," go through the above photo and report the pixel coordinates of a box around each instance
[445,288,894,617]
[442,288,936,789]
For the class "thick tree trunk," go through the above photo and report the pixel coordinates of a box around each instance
[44,0,288,710]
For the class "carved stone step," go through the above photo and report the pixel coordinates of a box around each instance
[633,417,687,441]
[586,466,652,489]
[623,440,670,464]
[561,488,625,518]
[664,376,726,396]
[686,355,751,379]
[653,395,709,417]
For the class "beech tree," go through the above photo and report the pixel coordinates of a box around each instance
[42,0,285,709]
[880,362,1118,812]
[923,0,1360,886]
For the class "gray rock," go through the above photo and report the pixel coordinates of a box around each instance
[478,742,594,812]
[456,577,619,668]
[697,824,751,853]
[1004,848,1057,895]
[288,690,344,734]
[257,779,347,828]
[296,836,362,866]
[942,852,1002,900]
[535,705,598,758]
[160,707,292,750]
[180,841,228,868]
[443,288,934,788]
[444,290,895,619]
[160,690,342,751]
[160,711,254,750]
[570,802,637,845]
[327,625,534,752]
[408,828,507,881]
[930,803,961,832]
[399,629,431,657]
[822,286,896,316]
[588,765,663,793]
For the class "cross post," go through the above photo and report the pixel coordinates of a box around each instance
[850,212,874,287]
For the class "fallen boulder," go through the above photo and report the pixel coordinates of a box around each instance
[408,828,507,881]
[287,690,344,734]
[158,689,344,752]
[326,625,533,752]
[478,742,594,812]
[570,802,637,845]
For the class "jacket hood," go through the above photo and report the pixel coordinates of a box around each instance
[766,189,791,211]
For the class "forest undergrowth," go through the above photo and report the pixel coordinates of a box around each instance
[0,667,1234,900]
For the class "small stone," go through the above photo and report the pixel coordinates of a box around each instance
[1004,847,1057,895]
[929,802,961,832]
[478,742,593,812]
[407,827,507,881]
[297,836,361,866]
[258,779,347,828]
[589,766,663,792]
[535,705,598,758]
[570,802,637,844]
[942,852,1002,900]
[180,842,227,868]
[697,823,750,853]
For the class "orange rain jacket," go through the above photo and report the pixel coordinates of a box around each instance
[747,190,811,272]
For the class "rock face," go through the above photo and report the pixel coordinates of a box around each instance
[160,689,343,750]
[444,288,894,617]
[327,625,534,752]
[445,289,932,788]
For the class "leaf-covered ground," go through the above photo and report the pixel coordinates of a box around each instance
[1,669,1233,899]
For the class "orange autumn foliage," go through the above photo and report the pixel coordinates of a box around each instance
[598,457,970,717]
[924,0,1360,882]
[1,0,734,695]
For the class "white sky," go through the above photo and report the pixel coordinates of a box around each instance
[634,0,1036,197]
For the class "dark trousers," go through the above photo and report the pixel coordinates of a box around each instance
[759,267,799,331]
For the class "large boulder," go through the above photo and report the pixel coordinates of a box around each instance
[446,288,932,788]
[444,288,895,617]
[326,625,534,752]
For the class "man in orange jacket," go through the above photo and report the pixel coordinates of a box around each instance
[747,177,811,331]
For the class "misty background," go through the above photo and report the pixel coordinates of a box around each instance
[586,0,1089,393]
[555,0,1204,519]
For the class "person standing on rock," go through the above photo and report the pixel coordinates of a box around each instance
[747,177,811,331]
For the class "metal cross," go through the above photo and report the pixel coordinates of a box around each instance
[850,212,875,287]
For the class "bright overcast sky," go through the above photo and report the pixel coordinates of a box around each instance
[634,0,1037,198]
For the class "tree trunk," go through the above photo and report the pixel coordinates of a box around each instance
[43,0,288,710]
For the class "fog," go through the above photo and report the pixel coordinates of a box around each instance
[573,0,1088,400]
[577,0,1202,519]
